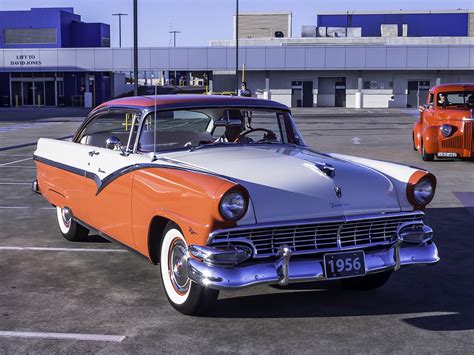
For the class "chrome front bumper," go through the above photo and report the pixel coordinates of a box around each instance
[186,241,439,290]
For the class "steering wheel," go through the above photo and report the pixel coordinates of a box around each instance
[235,128,277,143]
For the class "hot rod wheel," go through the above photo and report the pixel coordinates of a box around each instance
[159,223,218,315]
[56,207,89,242]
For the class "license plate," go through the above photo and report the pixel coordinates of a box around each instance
[437,152,457,158]
[323,250,366,279]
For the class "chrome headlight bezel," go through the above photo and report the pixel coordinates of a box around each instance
[219,188,248,221]
[440,124,453,137]
[407,172,437,209]
[413,178,435,205]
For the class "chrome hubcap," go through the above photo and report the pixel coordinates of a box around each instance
[61,208,72,229]
[169,239,190,294]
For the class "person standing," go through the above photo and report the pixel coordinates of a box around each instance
[238,82,252,97]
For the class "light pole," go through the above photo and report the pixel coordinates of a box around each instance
[169,30,181,47]
[133,0,138,96]
[112,13,128,48]
[235,0,239,94]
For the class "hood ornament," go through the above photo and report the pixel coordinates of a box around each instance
[334,187,342,198]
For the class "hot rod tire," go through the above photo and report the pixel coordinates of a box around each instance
[159,223,219,315]
[341,271,392,291]
[56,207,89,242]
[421,141,434,161]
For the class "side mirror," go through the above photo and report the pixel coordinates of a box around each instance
[106,136,121,150]
[106,136,126,155]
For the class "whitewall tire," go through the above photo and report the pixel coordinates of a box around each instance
[159,223,219,315]
[56,207,89,242]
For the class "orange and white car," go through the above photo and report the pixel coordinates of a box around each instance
[34,95,439,315]
[414,83,474,161]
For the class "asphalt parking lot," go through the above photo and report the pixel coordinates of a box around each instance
[0,107,473,353]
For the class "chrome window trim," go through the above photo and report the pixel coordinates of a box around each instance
[74,107,142,153]
[133,106,304,155]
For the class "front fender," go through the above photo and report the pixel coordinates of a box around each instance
[423,125,439,154]
[413,121,423,150]
[130,167,240,257]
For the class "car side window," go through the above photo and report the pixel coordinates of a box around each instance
[78,111,140,150]
[428,93,434,106]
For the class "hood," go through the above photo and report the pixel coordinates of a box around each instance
[164,146,401,223]
[435,108,472,121]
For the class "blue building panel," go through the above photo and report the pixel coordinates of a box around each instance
[0,7,110,48]
[317,13,469,37]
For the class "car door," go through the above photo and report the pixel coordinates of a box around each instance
[77,109,141,248]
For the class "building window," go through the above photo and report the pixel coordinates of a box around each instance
[101,37,111,47]
[4,28,57,45]
[363,81,378,89]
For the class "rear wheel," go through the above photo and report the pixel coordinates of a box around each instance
[421,141,434,161]
[412,133,417,151]
[159,223,219,315]
[341,271,392,291]
[56,207,89,242]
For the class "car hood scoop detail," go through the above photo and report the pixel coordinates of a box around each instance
[165,146,401,223]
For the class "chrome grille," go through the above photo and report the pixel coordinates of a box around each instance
[210,213,424,258]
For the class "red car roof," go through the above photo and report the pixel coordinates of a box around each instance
[430,83,474,93]
[93,94,290,112]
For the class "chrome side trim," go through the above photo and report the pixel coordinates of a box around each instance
[34,154,237,196]
[34,155,86,177]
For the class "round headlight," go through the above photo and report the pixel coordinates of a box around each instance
[440,124,453,137]
[413,178,435,205]
[219,190,247,221]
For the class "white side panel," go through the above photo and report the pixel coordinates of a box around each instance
[35,138,92,172]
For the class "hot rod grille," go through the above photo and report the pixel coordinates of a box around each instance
[210,213,424,257]
[464,121,473,151]
[441,135,462,149]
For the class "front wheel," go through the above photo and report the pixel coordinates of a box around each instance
[421,141,435,161]
[412,133,418,151]
[56,207,89,242]
[159,223,219,315]
[341,271,392,291]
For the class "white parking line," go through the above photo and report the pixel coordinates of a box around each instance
[0,166,35,168]
[0,157,32,166]
[0,246,126,253]
[0,182,31,185]
[0,206,55,210]
[0,331,126,342]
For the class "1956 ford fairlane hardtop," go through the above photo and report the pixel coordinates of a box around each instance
[34,95,439,315]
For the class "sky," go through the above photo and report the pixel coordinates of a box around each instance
[1,0,473,47]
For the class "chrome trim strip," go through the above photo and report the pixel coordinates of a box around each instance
[34,155,86,178]
[34,154,237,196]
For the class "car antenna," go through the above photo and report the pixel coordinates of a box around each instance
[153,78,157,161]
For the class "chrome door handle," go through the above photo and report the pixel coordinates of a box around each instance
[88,150,100,157]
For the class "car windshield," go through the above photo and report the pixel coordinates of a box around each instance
[437,91,474,108]
[137,108,304,153]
